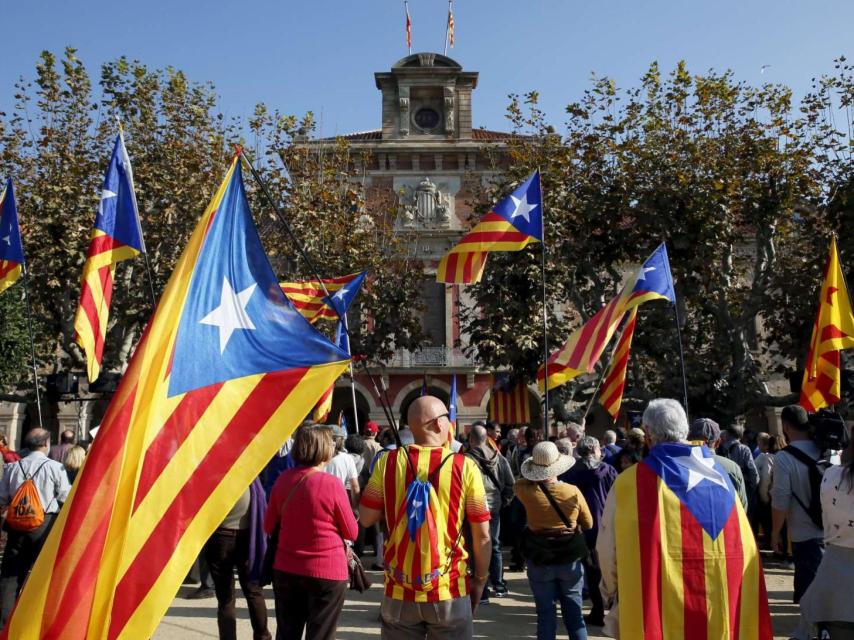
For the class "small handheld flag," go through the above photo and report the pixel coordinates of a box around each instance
[447,375,458,443]
[800,237,854,411]
[437,171,542,284]
[74,133,145,382]
[538,243,675,392]
[0,179,25,294]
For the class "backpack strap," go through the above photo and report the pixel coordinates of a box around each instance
[782,445,823,527]
[466,452,504,493]
[536,482,575,531]
[19,459,50,482]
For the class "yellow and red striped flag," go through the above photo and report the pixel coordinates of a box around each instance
[538,243,674,392]
[488,381,531,425]
[800,237,854,411]
[2,156,349,639]
[437,172,541,284]
[280,272,362,324]
[599,308,637,421]
[447,3,455,48]
[0,179,25,294]
[74,133,145,382]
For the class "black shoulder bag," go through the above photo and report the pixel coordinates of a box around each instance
[522,483,589,565]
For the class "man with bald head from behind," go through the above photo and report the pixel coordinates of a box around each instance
[360,396,492,639]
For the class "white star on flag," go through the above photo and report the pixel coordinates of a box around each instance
[637,266,655,282]
[2,235,10,246]
[200,277,257,353]
[674,447,728,492]
[509,192,538,223]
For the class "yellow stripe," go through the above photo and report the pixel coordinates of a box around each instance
[658,484,685,639]
[702,521,729,639]
[116,362,347,638]
[736,504,762,639]
[614,467,644,637]
[81,244,140,272]
[0,264,21,294]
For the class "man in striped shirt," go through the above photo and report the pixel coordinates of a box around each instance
[360,396,492,639]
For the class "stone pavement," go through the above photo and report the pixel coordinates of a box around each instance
[154,556,800,639]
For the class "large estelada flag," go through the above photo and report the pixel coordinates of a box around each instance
[74,133,145,382]
[280,272,363,324]
[800,237,854,411]
[488,381,531,425]
[599,307,637,421]
[610,443,772,639]
[436,171,541,284]
[538,243,675,392]
[0,179,25,294]
[3,156,350,639]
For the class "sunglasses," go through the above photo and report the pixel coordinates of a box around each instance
[420,413,450,429]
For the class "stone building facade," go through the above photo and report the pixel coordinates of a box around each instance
[310,52,542,431]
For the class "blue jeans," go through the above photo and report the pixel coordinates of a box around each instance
[526,560,588,640]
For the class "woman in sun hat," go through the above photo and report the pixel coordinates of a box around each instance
[515,441,593,640]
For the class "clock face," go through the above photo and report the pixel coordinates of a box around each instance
[414,107,441,131]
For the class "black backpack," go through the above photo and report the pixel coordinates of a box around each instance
[782,445,826,530]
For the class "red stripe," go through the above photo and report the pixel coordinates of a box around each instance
[565,305,609,369]
[756,565,773,640]
[383,450,400,574]
[582,297,625,370]
[820,323,849,342]
[443,253,459,282]
[78,266,114,361]
[85,233,127,258]
[458,231,529,245]
[132,382,226,512]
[680,502,708,640]
[445,453,465,599]
[0,260,19,279]
[636,463,663,638]
[107,369,309,638]
[39,380,140,638]
[462,253,475,283]
[391,448,418,577]
[722,507,744,639]
[419,448,443,594]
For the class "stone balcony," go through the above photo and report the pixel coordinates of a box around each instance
[386,346,477,369]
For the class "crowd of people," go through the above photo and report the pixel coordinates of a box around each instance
[0,400,851,639]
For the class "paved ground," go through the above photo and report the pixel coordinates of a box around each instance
[154,555,800,639]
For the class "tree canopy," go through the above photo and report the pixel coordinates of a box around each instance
[463,59,854,422]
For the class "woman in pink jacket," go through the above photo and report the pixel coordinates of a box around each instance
[264,425,358,640]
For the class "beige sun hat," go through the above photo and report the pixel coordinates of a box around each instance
[521,441,575,482]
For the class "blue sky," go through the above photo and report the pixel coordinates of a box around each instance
[2,0,853,136]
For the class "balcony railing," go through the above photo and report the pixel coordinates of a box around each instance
[386,346,476,368]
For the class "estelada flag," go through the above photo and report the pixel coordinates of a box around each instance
[436,171,542,284]
[606,443,772,639]
[3,156,349,639]
[74,133,145,382]
[538,243,675,392]
[280,272,363,324]
[800,237,854,411]
[599,308,637,421]
[0,178,25,294]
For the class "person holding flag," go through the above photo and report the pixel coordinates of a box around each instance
[597,398,772,639]
[74,131,146,382]
[437,171,542,285]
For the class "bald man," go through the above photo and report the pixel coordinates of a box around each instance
[360,396,492,639]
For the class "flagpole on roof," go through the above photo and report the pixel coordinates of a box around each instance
[538,170,550,434]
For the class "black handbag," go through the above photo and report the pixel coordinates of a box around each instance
[522,483,589,566]
[347,545,372,592]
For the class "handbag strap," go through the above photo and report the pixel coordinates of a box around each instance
[280,468,317,520]
[536,482,574,531]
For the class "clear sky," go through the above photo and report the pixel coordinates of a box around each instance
[2,0,853,136]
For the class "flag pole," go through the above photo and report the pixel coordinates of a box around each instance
[343,313,360,434]
[673,300,689,417]
[538,171,550,434]
[582,363,609,422]
[21,263,44,427]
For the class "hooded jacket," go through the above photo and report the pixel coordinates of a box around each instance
[466,444,514,513]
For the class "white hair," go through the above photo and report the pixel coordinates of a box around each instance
[566,423,584,440]
[577,435,600,458]
[602,430,617,445]
[643,399,689,445]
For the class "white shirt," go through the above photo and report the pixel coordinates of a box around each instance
[821,465,854,549]
[325,452,358,487]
